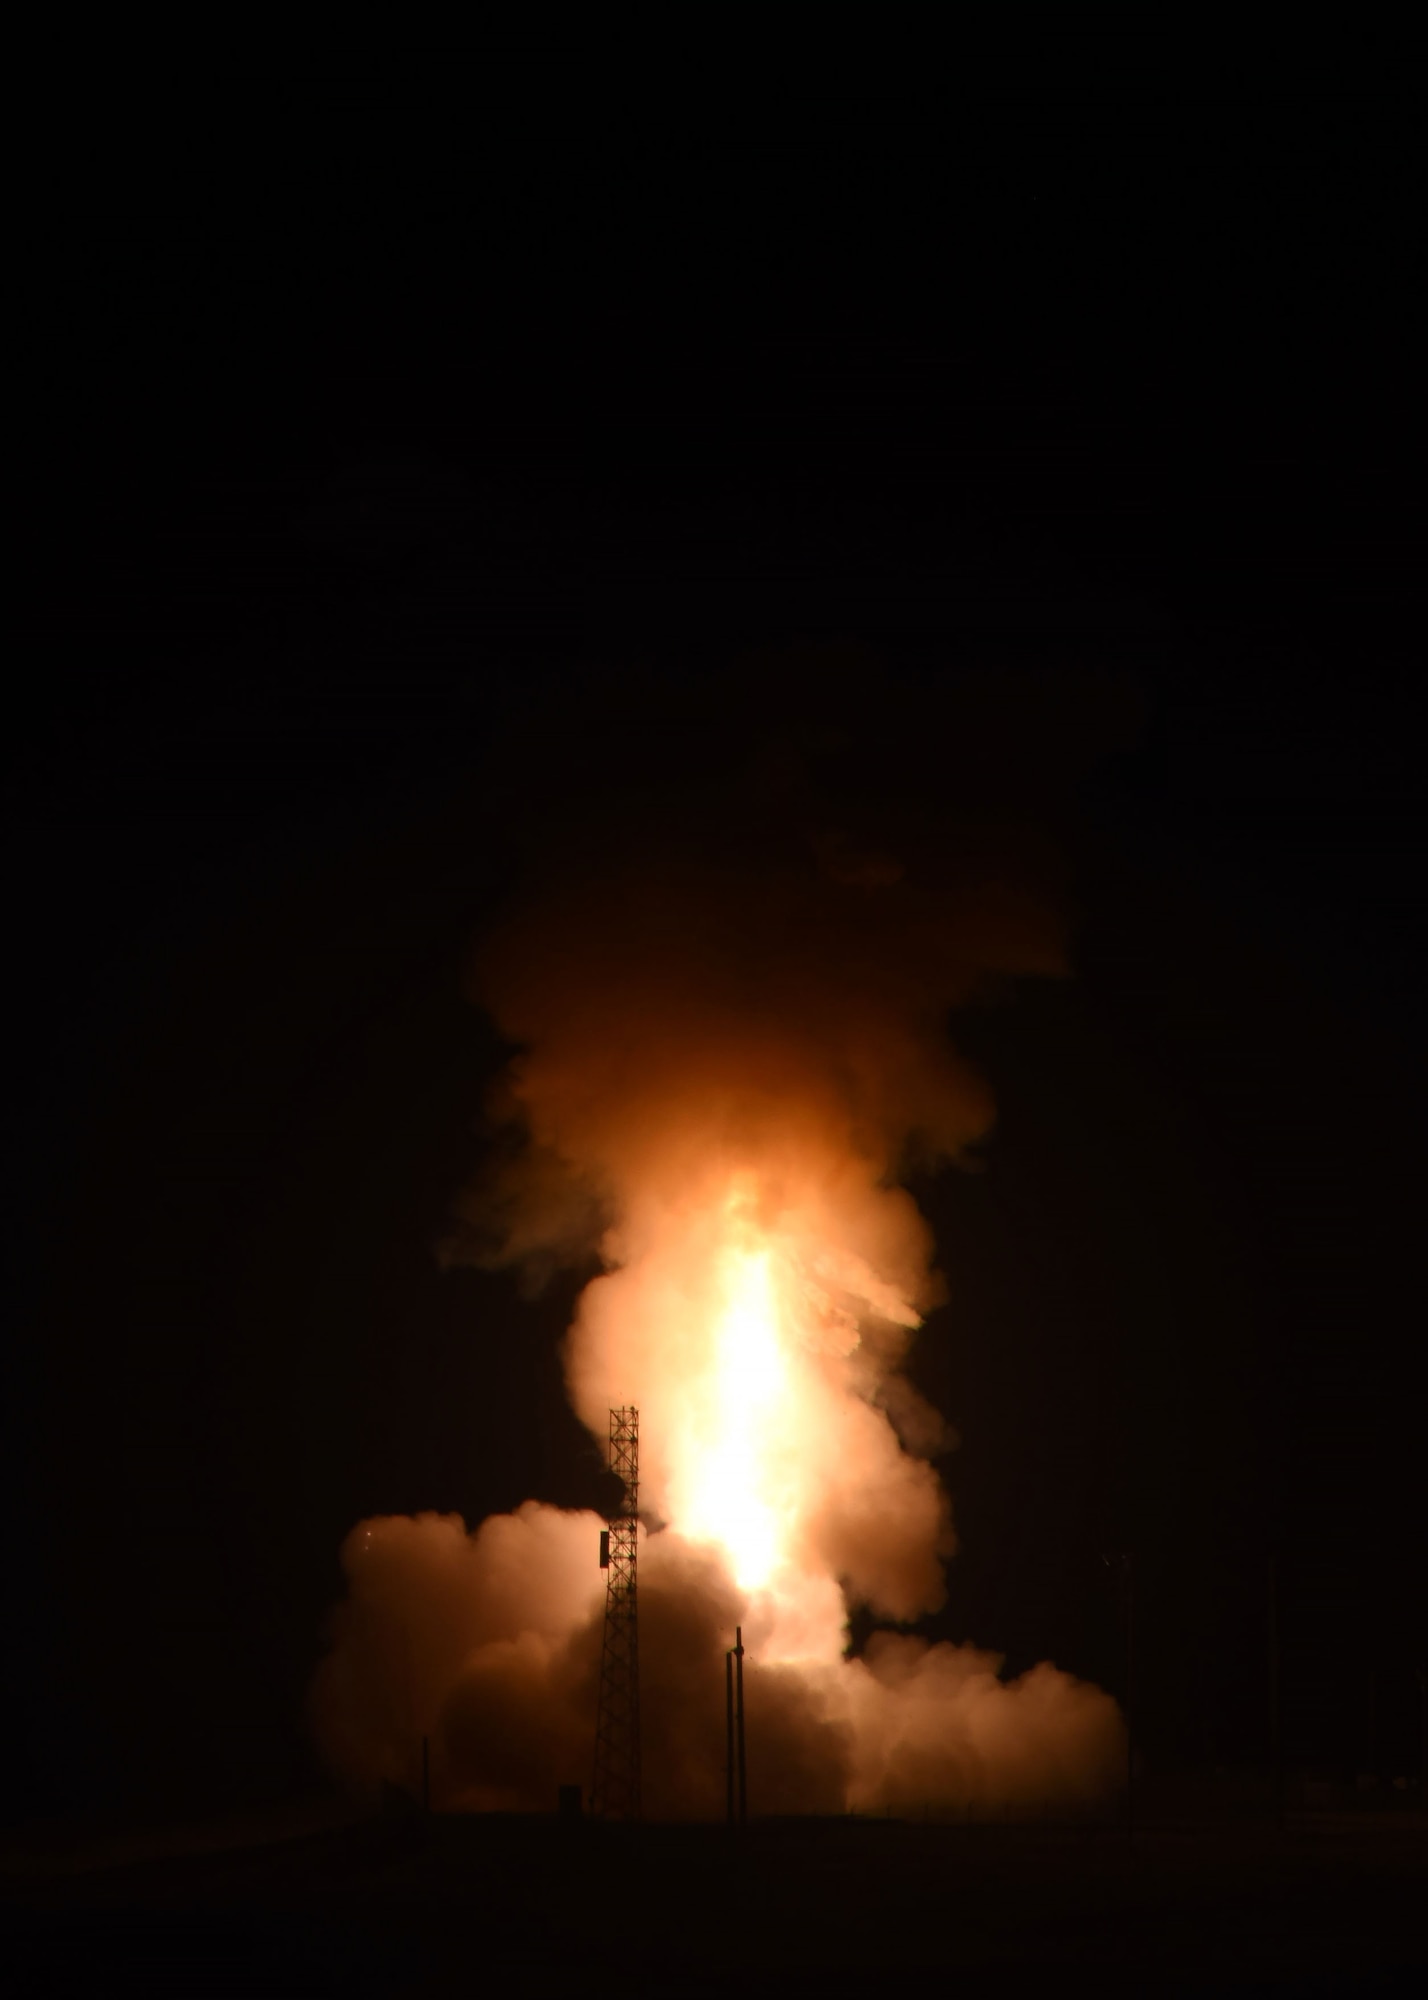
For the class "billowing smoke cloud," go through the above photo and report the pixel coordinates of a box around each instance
[313,653,1133,1815]
[313,1506,1122,1816]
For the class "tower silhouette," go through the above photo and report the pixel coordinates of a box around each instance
[591,1406,641,1819]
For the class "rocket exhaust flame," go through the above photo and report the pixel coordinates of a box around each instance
[312,661,1130,1817]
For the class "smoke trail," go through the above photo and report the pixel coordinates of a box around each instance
[313,654,1132,1814]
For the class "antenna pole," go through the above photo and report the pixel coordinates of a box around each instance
[735,1624,747,1826]
[725,1648,736,1825]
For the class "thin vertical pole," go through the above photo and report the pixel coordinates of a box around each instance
[735,1625,747,1826]
[421,1734,430,1812]
[726,1650,736,1826]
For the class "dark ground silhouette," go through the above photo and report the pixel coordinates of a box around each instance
[6,1792,1424,1996]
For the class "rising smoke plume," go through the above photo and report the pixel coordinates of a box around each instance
[313,651,1133,1815]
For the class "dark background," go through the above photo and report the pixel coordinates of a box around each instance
[7,80,1422,1826]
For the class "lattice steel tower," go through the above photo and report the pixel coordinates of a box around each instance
[591,1406,642,1820]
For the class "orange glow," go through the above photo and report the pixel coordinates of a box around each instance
[315,745,1133,1815]
[671,1214,792,1590]
[565,1161,948,1666]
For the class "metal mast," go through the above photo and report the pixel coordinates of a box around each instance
[591,1406,642,1820]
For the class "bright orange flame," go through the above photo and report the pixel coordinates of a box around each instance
[571,1157,947,1662]
[648,1173,888,1645]
[675,1237,790,1589]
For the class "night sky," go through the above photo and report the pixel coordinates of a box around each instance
[7,84,1422,1827]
